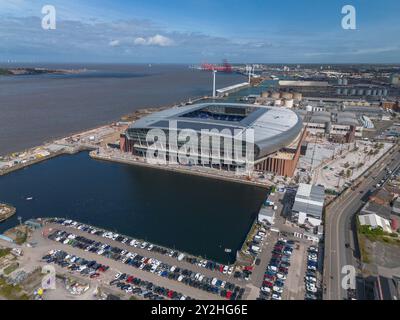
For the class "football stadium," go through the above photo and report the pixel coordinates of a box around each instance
[120,103,306,177]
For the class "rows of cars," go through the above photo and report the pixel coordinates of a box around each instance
[51,219,237,278]
[110,272,193,300]
[304,246,320,300]
[48,229,244,300]
[259,238,295,301]
[247,226,268,257]
[42,250,109,279]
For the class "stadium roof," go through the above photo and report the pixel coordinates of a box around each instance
[128,103,303,158]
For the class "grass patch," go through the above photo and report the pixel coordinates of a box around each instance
[3,263,19,275]
[357,234,370,264]
[358,225,400,246]
[0,277,30,300]
[0,248,11,258]
[15,232,28,245]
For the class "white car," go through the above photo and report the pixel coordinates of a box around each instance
[194,273,201,280]
[198,275,205,282]
[125,287,133,294]
[272,293,282,300]
[221,281,226,289]
[261,286,271,293]
[228,266,234,275]
[112,234,119,240]
[201,260,207,268]
[273,286,283,294]
[306,285,317,293]
[268,265,278,272]
[305,276,317,283]
[277,273,287,280]
[223,266,229,274]
[211,278,218,286]
[178,275,185,282]
[141,242,148,249]
[170,266,177,272]
[147,244,154,251]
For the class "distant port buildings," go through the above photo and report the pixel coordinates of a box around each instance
[120,103,305,177]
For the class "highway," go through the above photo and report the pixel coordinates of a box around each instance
[324,145,400,300]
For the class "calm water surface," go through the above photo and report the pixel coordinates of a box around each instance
[0,152,267,264]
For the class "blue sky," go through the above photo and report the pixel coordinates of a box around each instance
[0,0,399,63]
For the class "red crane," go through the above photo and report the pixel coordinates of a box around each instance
[201,59,232,73]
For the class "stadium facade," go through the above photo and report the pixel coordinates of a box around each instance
[120,103,306,177]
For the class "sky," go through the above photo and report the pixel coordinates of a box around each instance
[0,0,399,63]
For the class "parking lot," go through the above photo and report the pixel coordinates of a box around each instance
[41,220,248,300]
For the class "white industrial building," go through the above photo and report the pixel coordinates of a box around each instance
[292,184,325,227]
[297,110,363,138]
[358,213,392,233]
[258,205,276,226]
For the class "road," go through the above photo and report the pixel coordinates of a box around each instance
[324,145,400,300]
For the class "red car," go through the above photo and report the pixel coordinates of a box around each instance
[90,273,100,279]
[219,265,224,273]
[263,281,273,288]
[167,290,174,298]
[127,276,134,283]
[279,267,288,274]
[264,274,276,281]
[226,291,232,300]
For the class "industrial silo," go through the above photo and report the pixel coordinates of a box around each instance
[284,99,294,108]
[261,91,270,98]
[293,92,303,100]
[281,92,293,99]
[271,92,280,99]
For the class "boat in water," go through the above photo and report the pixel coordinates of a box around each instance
[224,248,232,253]
[26,197,33,201]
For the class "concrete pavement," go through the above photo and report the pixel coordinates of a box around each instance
[324,145,400,300]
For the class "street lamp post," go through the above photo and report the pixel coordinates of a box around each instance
[212,70,217,98]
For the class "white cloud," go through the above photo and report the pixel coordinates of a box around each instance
[109,39,120,47]
[133,37,147,45]
[134,34,174,47]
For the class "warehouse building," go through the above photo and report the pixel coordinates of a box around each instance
[292,183,325,227]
